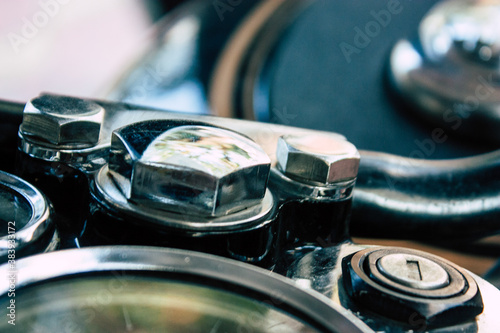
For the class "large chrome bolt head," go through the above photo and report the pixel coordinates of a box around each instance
[108,121,271,217]
[21,95,104,146]
[276,134,360,185]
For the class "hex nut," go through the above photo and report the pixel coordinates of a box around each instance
[108,120,271,217]
[342,247,484,328]
[276,134,360,185]
[21,94,104,146]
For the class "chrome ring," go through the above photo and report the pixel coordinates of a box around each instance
[0,246,372,332]
[0,171,55,260]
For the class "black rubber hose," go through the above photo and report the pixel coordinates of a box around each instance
[351,150,500,242]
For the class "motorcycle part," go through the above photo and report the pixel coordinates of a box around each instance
[342,247,483,328]
[16,94,500,243]
[287,244,500,332]
[18,94,346,172]
[351,149,500,241]
[16,94,358,267]
[110,0,485,159]
[271,133,359,260]
[276,134,360,185]
[0,170,58,261]
[109,121,270,217]
[84,120,277,266]
[376,253,449,290]
[21,95,105,146]
[389,0,500,145]
[0,246,373,332]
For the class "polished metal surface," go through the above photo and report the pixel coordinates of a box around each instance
[389,0,500,144]
[0,246,374,333]
[18,94,346,171]
[276,134,360,185]
[349,247,470,300]
[20,95,105,147]
[269,168,355,201]
[419,0,500,65]
[0,171,54,260]
[3,0,500,330]
[377,253,450,290]
[18,94,500,240]
[287,245,500,332]
[5,278,317,332]
[95,165,274,232]
[109,123,271,217]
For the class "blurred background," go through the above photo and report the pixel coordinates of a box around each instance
[0,1,183,102]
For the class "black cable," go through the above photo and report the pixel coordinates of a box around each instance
[351,149,500,241]
[0,99,25,116]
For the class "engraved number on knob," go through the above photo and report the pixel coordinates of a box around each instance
[406,260,423,281]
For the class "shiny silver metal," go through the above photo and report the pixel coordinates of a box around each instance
[389,0,500,144]
[20,95,104,147]
[17,95,500,237]
[108,123,271,217]
[96,165,274,232]
[287,245,500,332]
[270,168,355,201]
[18,94,346,172]
[0,171,57,260]
[377,253,450,290]
[0,246,374,333]
[419,0,500,65]
[276,134,360,185]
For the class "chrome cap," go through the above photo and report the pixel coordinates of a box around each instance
[389,0,500,144]
[108,121,271,217]
[21,95,104,146]
[377,253,450,290]
[276,134,360,185]
[420,0,500,65]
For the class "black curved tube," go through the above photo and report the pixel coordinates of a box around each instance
[351,149,500,241]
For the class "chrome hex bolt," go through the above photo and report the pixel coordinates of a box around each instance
[276,134,360,185]
[20,95,104,147]
[108,121,271,217]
